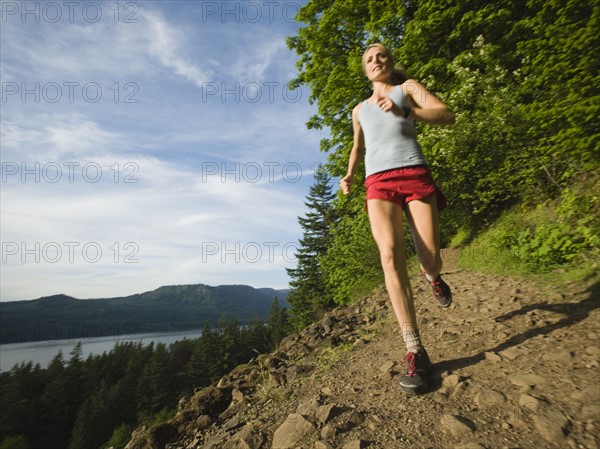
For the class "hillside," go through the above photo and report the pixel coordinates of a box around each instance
[0,284,289,344]
[123,268,599,449]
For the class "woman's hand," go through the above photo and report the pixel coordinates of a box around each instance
[340,174,354,195]
[376,96,400,115]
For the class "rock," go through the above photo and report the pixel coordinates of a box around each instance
[231,388,245,403]
[518,394,544,416]
[500,347,521,361]
[441,415,475,436]
[203,433,228,449]
[585,345,600,356]
[272,414,316,449]
[342,440,366,449]
[187,386,232,416]
[322,316,335,334]
[220,399,247,420]
[223,415,243,431]
[451,382,469,399]
[195,415,210,430]
[321,386,333,396]
[297,397,320,419]
[223,428,264,449]
[483,351,502,362]
[542,350,573,363]
[124,426,148,449]
[510,374,545,387]
[314,441,334,449]
[317,404,339,424]
[474,389,506,407]
[321,424,336,439]
[532,407,570,442]
[345,409,366,428]
[379,360,395,373]
[149,423,181,448]
[443,374,462,389]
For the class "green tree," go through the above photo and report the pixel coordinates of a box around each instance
[69,382,119,449]
[514,0,599,191]
[0,436,30,449]
[267,298,291,347]
[0,363,44,448]
[288,0,599,289]
[39,352,76,449]
[136,343,174,418]
[286,167,339,327]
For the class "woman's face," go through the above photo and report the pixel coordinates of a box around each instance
[363,45,393,82]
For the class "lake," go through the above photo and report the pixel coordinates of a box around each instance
[0,329,203,372]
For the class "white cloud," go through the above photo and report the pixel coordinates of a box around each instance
[141,10,213,87]
[0,2,328,301]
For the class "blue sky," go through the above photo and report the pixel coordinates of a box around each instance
[0,1,330,301]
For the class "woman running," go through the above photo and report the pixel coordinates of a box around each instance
[340,43,455,394]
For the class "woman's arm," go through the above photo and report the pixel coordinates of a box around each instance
[340,104,365,195]
[401,79,455,125]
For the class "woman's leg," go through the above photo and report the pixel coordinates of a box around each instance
[405,194,442,277]
[368,198,432,394]
[406,194,452,306]
[367,199,417,332]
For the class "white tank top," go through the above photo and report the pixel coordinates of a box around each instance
[359,85,426,177]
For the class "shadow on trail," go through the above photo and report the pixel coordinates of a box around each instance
[429,280,600,390]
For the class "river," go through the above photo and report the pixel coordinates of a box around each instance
[0,329,203,372]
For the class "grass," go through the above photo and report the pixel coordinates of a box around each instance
[453,205,600,287]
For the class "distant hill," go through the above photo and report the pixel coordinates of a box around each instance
[0,284,289,344]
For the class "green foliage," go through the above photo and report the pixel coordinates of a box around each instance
[515,0,600,188]
[320,195,382,305]
[268,298,292,347]
[288,0,599,298]
[500,182,599,269]
[102,424,135,449]
[0,436,30,449]
[286,167,339,328]
[459,177,600,274]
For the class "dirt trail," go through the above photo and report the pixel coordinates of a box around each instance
[126,266,600,449]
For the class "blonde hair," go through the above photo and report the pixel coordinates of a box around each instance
[362,43,408,85]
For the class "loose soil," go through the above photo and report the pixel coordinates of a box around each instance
[126,263,600,449]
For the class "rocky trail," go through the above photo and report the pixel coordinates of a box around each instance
[124,264,600,449]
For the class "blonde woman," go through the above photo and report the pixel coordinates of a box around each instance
[340,43,455,394]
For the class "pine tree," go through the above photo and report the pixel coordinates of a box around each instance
[286,166,338,328]
[268,298,291,347]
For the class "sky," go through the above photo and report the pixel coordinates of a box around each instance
[0,0,331,301]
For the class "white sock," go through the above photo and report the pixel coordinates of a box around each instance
[425,273,438,282]
[403,329,423,354]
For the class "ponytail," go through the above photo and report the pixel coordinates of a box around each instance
[391,66,408,85]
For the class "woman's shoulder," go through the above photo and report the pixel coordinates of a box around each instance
[400,79,424,94]
[353,101,366,115]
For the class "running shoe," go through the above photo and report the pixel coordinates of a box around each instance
[399,350,432,394]
[427,274,452,307]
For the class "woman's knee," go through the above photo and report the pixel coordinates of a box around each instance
[379,247,404,272]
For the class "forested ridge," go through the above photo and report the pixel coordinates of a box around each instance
[0,301,290,449]
[0,284,289,344]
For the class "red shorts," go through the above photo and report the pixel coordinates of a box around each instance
[365,165,447,211]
